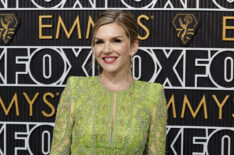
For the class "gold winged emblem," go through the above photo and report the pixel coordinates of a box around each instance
[172,13,199,46]
[0,14,19,44]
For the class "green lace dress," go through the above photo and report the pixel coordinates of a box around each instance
[50,76,167,155]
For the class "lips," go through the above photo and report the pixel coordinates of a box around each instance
[102,56,118,64]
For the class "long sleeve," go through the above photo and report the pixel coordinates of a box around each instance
[147,85,167,155]
[50,78,75,155]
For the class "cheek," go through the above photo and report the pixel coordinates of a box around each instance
[93,52,100,62]
[93,48,101,57]
[113,44,130,55]
[96,46,103,52]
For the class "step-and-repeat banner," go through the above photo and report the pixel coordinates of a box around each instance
[0,0,234,155]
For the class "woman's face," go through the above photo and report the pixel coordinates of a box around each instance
[93,23,138,75]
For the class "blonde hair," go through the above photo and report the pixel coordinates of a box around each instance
[91,10,139,48]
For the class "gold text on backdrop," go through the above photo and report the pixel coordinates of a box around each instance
[223,16,234,41]
[0,92,58,117]
[38,14,150,40]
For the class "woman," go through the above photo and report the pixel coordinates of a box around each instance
[50,10,167,155]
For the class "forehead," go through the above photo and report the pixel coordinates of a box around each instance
[95,23,127,38]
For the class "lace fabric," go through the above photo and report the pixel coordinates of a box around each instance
[50,76,167,155]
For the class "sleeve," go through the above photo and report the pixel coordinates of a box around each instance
[146,85,167,155]
[50,77,75,155]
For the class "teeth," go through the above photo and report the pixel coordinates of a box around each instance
[104,57,116,62]
[105,58,115,61]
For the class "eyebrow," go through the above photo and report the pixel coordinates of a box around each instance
[94,36,124,40]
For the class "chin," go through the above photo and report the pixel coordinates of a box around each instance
[100,65,119,73]
[102,68,118,73]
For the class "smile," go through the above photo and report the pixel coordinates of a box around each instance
[102,56,118,64]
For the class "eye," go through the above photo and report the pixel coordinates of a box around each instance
[113,38,121,43]
[95,40,103,44]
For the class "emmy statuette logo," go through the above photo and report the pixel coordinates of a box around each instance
[172,13,199,46]
[0,14,19,44]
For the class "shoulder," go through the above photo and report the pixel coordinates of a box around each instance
[133,81,165,108]
[134,80,164,101]
[135,80,163,93]
[150,82,164,94]
[65,76,98,93]
[66,76,96,86]
[66,76,87,83]
[148,82,164,101]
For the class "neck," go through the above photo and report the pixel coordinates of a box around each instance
[99,69,134,92]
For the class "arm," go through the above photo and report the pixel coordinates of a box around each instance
[147,85,167,155]
[50,78,75,155]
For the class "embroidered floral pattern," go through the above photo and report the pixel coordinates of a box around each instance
[50,76,167,155]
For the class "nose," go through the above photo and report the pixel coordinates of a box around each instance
[103,42,112,54]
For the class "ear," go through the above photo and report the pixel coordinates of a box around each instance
[129,40,139,56]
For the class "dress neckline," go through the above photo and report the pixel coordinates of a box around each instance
[95,75,136,94]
